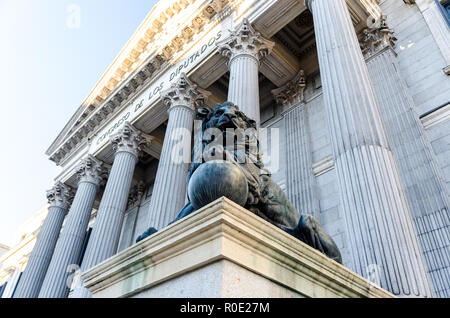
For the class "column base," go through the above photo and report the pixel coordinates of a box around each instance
[81,198,393,298]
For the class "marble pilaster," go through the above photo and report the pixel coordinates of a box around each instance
[273,71,319,217]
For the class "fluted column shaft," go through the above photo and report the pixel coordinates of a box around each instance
[147,106,194,229]
[228,54,260,125]
[71,123,145,298]
[309,0,432,297]
[13,183,72,298]
[146,73,210,230]
[217,18,274,127]
[285,103,319,217]
[72,152,135,298]
[39,156,105,298]
[366,46,450,297]
[80,151,135,270]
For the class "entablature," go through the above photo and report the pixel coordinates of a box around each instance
[47,0,231,165]
[47,0,379,172]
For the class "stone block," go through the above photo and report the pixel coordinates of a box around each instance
[82,198,393,298]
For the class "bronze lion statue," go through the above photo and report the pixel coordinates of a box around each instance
[138,102,342,263]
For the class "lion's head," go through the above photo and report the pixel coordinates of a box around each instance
[195,102,262,165]
[197,102,256,131]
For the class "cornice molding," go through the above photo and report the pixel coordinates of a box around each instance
[48,0,230,166]
[49,0,381,166]
[48,54,166,165]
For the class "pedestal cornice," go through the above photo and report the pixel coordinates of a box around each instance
[82,198,394,298]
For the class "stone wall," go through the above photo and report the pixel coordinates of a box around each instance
[425,118,450,196]
[381,0,450,195]
[381,0,450,114]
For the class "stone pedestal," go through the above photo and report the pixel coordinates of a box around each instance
[82,198,393,298]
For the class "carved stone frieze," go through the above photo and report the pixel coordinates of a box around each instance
[48,0,234,166]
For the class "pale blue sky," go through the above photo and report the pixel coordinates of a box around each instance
[0,0,157,246]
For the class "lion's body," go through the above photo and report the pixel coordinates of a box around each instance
[138,102,342,263]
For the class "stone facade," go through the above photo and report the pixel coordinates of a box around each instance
[5,0,449,298]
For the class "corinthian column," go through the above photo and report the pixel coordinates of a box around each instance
[13,182,73,298]
[361,14,450,298]
[217,18,274,126]
[308,0,432,297]
[272,71,319,217]
[39,155,107,298]
[146,73,210,230]
[71,122,149,298]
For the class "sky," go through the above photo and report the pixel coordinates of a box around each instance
[0,0,158,246]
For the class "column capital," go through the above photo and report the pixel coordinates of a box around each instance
[272,70,306,107]
[216,18,274,65]
[46,182,73,209]
[127,181,146,209]
[359,14,397,57]
[76,155,108,187]
[160,73,211,111]
[110,122,150,158]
